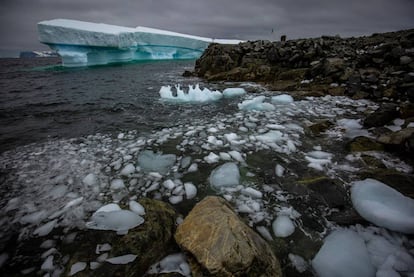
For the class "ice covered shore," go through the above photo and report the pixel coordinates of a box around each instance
[37,19,242,67]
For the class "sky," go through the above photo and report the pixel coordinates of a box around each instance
[0,0,413,53]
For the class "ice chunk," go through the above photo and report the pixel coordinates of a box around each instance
[256,130,283,144]
[120,164,135,176]
[242,187,263,198]
[69,262,87,276]
[129,200,145,215]
[228,150,245,163]
[106,254,137,264]
[256,226,273,241]
[163,179,176,190]
[184,182,197,199]
[351,178,414,234]
[204,152,220,164]
[222,88,246,98]
[148,253,190,276]
[159,84,222,103]
[169,195,183,204]
[20,210,48,225]
[34,220,58,237]
[187,163,198,172]
[96,243,112,254]
[209,162,240,189]
[94,203,121,214]
[86,210,144,234]
[82,173,98,187]
[312,229,376,277]
[288,254,308,273]
[275,164,285,177]
[137,150,176,174]
[238,96,275,111]
[337,118,369,138]
[271,94,294,104]
[272,215,295,237]
[110,179,125,190]
[41,255,54,272]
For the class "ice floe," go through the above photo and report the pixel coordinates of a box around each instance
[351,178,414,234]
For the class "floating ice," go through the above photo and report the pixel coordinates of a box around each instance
[137,150,176,174]
[110,179,125,190]
[238,96,275,111]
[271,94,294,104]
[256,226,273,241]
[96,243,112,254]
[204,152,220,164]
[312,229,376,277]
[41,255,54,272]
[94,203,121,214]
[38,19,242,67]
[86,210,144,234]
[305,150,333,171]
[288,254,308,273]
[184,182,197,199]
[242,187,263,199]
[106,254,137,265]
[337,118,370,138]
[272,215,295,237]
[275,164,285,177]
[159,84,222,103]
[129,200,146,215]
[209,162,240,189]
[82,173,98,187]
[69,262,87,276]
[148,253,190,276]
[351,178,414,234]
[256,130,283,144]
[222,88,247,98]
[120,164,135,176]
[33,220,58,237]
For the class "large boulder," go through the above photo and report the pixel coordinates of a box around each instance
[175,196,282,276]
[63,198,179,277]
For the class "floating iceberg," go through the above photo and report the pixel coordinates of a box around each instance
[38,19,242,67]
[159,84,223,103]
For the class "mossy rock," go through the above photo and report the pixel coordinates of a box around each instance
[63,198,179,277]
[309,120,334,135]
[361,155,386,169]
[347,136,384,152]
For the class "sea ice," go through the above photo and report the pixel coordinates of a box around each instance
[184,182,197,199]
[222,88,247,98]
[106,254,137,264]
[33,220,58,237]
[272,215,295,237]
[288,254,308,273]
[271,94,294,104]
[137,150,176,174]
[204,152,220,164]
[120,164,135,176]
[69,262,87,276]
[256,226,273,241]
[129,200,145,215]
[110,179,125,190]
[351,178,414,233]
[238,96,275,111]
[275,164,285,177]
[148,253,191,276]
[159,84,222,103]
[209,162,240,189]
[86,210,144,234]
[41,255,54,272]
[312,229,376,277]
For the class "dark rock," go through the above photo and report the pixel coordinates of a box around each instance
[347,136,384,152]
[326,208,366,226]
[182,70,194,77]
[298,177,347,208]
[309,120,334,135]
[63,198,179,277]
[363,103,399,127]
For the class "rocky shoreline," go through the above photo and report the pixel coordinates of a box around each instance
[194,29,414,103]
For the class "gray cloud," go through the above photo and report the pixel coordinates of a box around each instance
[0,0,413,51]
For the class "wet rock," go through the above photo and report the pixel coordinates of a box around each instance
[63,198,179,277]
[298,177,347,208]
[347,136,384,152]
[309,120,334,135]
[377,127,414,153]
[175,196,282,277]
[326,208,366,226]
[363,103,399,128]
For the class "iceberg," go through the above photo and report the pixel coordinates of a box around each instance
[37,19,242,67]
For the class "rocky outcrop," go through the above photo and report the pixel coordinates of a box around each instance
[62,198,178,277]
[175,196,282,277]
[194,29,414,102]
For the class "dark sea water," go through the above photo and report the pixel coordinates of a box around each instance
[0,58,231,153]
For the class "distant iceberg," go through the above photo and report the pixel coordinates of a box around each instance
[37,19,242,67]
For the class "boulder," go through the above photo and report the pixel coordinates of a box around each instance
[377,127,414,146]
[363,103,399,127]
[175,196,282,277]
[347,136,384,152]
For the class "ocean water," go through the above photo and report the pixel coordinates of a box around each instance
[1,58,413,276]
[0,58,234,153]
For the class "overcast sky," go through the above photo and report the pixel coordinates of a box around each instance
[1,0,413,52]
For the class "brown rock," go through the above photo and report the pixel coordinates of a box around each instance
[377,127,414,145]
[175,196,282,277]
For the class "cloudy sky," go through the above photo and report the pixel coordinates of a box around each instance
[1,0,413,52]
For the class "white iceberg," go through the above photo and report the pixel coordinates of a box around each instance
[351,178,414,234]
[137,150,176,174]
[209,162,240,189]
[37,19,242,67]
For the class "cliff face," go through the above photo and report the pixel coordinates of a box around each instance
[195,29,414,102]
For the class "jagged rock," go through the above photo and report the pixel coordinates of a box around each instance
[175,196,282,277]
[62,199,178,277]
